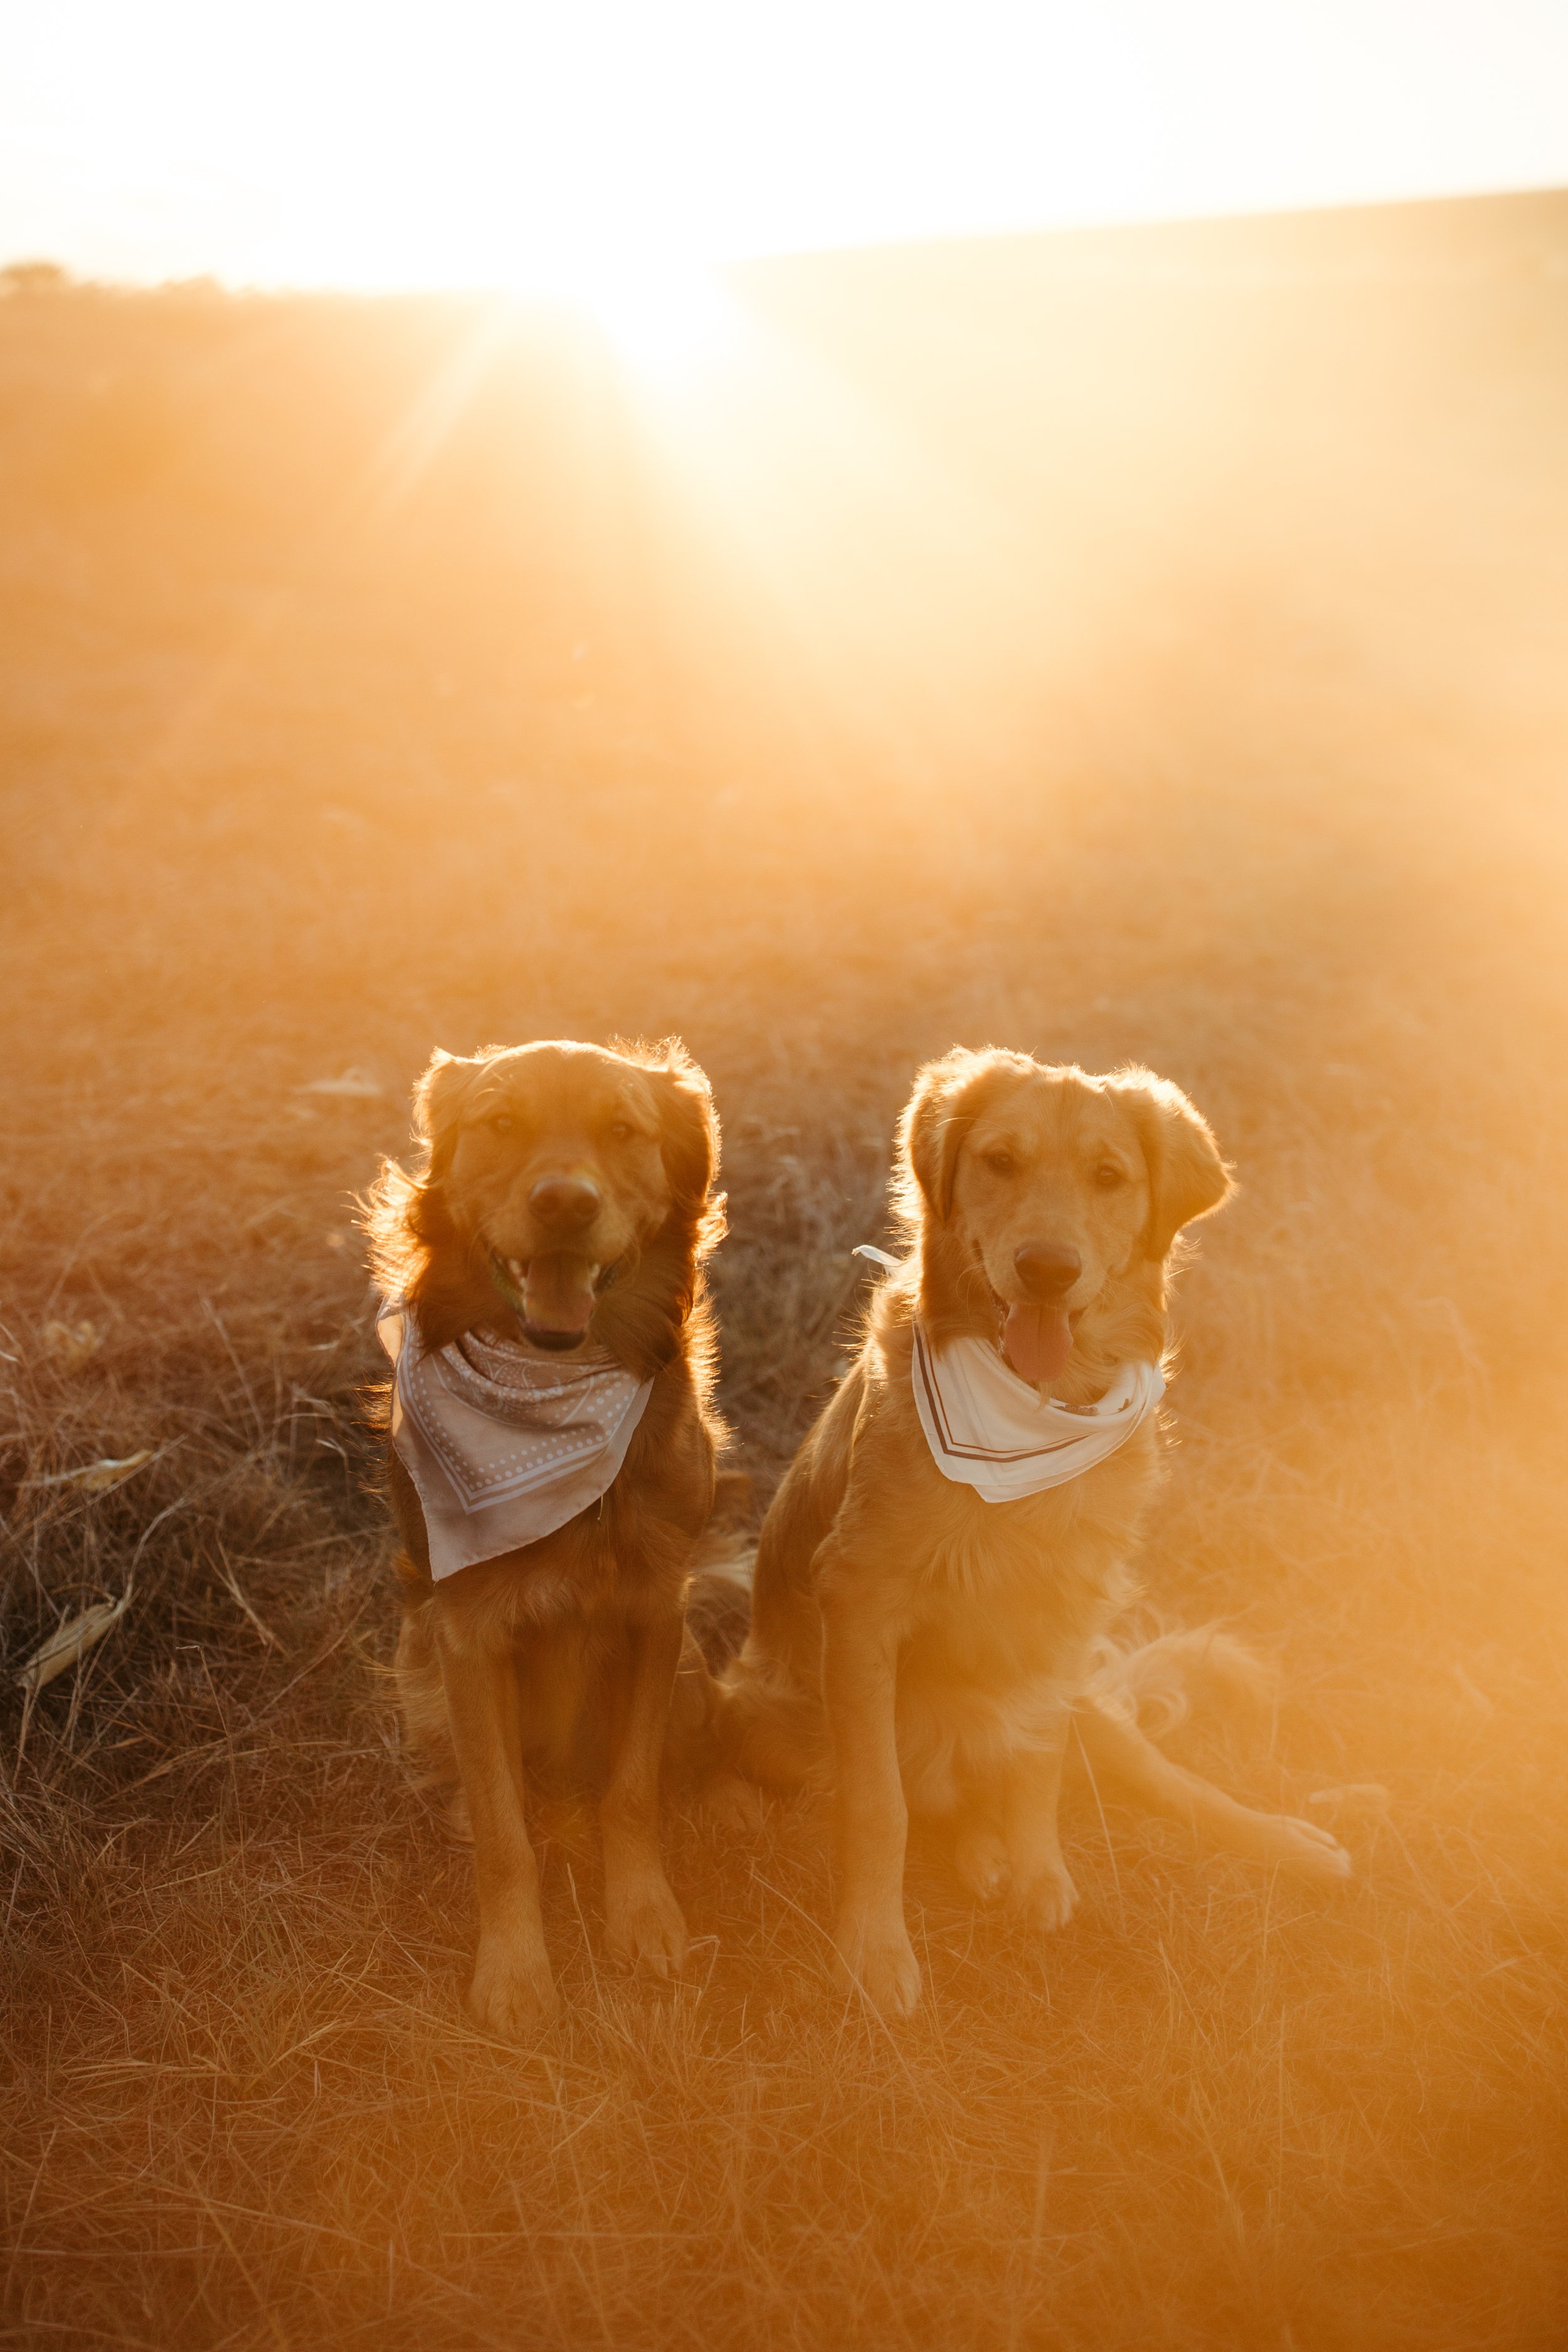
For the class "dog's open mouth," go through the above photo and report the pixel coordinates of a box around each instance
[490,1251,601,1352]
[998,1300,1078,1386]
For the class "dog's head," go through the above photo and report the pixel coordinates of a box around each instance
[374,1037,721,1361]
[896,1049,1232,1382]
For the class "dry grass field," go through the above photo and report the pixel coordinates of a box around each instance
[3,191,1568,2348]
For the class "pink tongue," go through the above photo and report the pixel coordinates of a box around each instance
[522,1254,596,1335]
[1002,1303,1074,1385]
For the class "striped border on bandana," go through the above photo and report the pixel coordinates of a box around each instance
[911,1322,1116,1466]
[908,1321,1164,1503]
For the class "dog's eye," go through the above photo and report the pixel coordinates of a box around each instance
[983,1149,1015,1177]
[608,1120,633,1143]
[489,1114,514,1137]
[1094,1163,1125,1190]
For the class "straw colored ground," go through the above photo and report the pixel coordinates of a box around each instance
[2,193,1567,2349]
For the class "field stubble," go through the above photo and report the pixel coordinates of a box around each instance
[3,199,1568,2348]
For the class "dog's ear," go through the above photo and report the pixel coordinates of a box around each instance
[646,1041,722,1239]
[413,1047,486,1172]
[1107,1070,1234,1261]
[900,1049,1024,1222]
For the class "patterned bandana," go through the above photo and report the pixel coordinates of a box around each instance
[910,1322,1165,1503]
[377,1301,652,1580]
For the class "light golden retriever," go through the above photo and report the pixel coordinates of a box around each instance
[366,1038,725,2040]
[714,1049,1350,2013]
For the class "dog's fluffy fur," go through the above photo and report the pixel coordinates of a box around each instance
[713,1049,1350,2014]
[365,1037,726,2040]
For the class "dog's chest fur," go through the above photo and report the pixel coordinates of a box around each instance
[909,1427,1155,1663]
[879,1433,1157,1812]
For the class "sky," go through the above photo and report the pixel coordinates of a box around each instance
[3,0,1567,292]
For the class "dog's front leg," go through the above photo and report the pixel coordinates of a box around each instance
[435,1604,558,2040]
[600,1609,689,1978]
[1000,1714,1079,1932]
[821,1571,921,2015]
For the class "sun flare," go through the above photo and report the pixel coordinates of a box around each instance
[566,259,739,381]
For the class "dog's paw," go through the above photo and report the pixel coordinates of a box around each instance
[466,1937,559,2042]
[954,1822,1012,1903]
[1268,1814,1354,1885]
[1016,1862,1079,1932]
[605,1879,689,1979]
[701,1771,768,1833]
[832,1912,923,2016]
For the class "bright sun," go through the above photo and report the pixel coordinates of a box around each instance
[557,258,740,382]
[10,2,1568,300]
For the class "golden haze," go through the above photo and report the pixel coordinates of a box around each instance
[2,191,1567,2346]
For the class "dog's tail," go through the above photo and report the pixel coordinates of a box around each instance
[1083,1622,1276,1744]
[684,1531,755,1674]
[678,1533,829,1796]
[667,1532,761,1791]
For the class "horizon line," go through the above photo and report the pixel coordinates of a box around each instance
[5,174,1566,304]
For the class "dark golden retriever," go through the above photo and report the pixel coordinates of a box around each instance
[366,1037,724,2039]
[714,1049,1350,2015]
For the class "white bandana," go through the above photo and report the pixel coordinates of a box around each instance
[909,1322,1164,1503]
[377,1301,652,1580]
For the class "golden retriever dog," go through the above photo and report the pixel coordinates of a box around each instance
[366,1038,724,2039]
[714,1049,1350,2015]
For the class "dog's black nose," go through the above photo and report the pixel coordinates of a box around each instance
[1014,1242,1081,1301]
[528,1175,600,1231]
